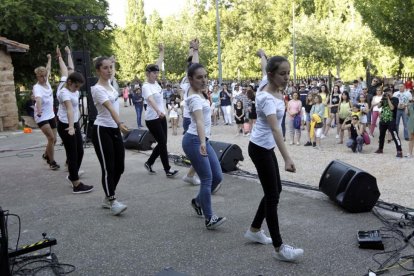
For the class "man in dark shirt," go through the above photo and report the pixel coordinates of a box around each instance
[375,88,402,157]
[298,83,309,108]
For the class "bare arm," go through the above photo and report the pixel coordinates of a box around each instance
[193,109,207,156]
[257,49,267,78]
[191,39,199,64]
[267,114,296,172]
[56,46,68,78]
[46,54,52,80]
[65,46,74,75]
[146,95,165,118]
[63,100,75,135]
[102,101,129,133]
[155,44,164,68]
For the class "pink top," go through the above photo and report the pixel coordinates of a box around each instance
[287,99,302,117]
[123,87,129,99]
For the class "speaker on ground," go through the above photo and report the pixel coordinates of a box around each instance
[209,141,244,172]
[319,160,380,213]
[123,129,155,151]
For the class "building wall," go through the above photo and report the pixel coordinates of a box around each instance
[0,47,19,131]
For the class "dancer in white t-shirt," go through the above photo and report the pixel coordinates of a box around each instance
[91,56,129,216]
[56,46,93,194]
[33,53,60,170]
[244,49,303,262]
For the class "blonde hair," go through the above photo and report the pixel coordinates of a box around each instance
[34,66,47,75]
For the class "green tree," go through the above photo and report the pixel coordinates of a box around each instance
[354,0,414,57]
[0,0,112,86]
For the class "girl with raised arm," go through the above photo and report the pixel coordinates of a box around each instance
[244,49,303,262]
[33,53,60,170]
[142,44,179,178]
[56,46,93,193]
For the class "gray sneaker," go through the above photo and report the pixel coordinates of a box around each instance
[110,200,127,216]
[273,244,304,262]
[244,229,272,245]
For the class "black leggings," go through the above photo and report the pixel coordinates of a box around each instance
[57,121,83,181]
[92,125,125,199]
[378,122,402,152]
[248,141,283,248]
[145,117,170,172]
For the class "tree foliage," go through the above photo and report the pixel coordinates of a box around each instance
[0,0,113,86]
[354,0,414,57]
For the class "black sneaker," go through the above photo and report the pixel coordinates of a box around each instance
[166,170,179,178]
[42,153,50,164]
[49,161,60,170]
[205,215,227,230]
[144,162,156,175]
[72,183,94,194]
[312,142,316,147]
[191,198,203,217]
[304,141,312,146]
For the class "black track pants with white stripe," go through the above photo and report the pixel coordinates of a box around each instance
[92,125,125,198]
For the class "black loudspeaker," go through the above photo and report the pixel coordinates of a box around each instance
[209,141,244,172]
[123,129,156,151]
[319,160,380,213]
[72,51,91,83]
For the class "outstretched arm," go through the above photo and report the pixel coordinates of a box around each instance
[257,49,267,78]
[155,43,164,68]
[56,46,68,78]
[65,46,74,75]
[191,39,199,64]
[46,54,52,80]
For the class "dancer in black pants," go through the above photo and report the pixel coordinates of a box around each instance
[142,44,178,178]
[243,49,303,262]
[91,56,129,216]
[375,88,403,157]
[56,46,93,193]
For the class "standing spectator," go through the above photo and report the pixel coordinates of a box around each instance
[127,82,133,106]
[122,85,129,107]
[369,86,383,136]
[142,44,179,177]
[323,85,341,138]
[220,84,232,125]
[184,63,226,229]
[56,46,93,193]
[234,100,245,136]
[131,86,144,128]
[310,94,325,149]
[286,91,302,145]
[319,84,329,137]
[405,93,414,157]
[356,93,369,132]
[337,92,352,144]
[33,53,60,170]
[368,77,381,96]
[303,93,315,146]
[393,84,412,141]
[404,77,413,91]
[375,88,403,157]
[167,98,179,135]
[163,84,173,109]
[244,49,303,262]
[246,86,257,131]
[210,84,220,126]
[91,56,129,215]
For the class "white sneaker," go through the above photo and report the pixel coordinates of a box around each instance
[335,134,339,139]
[78,170,85,177]
[65,175,73,187]
[102,197,111,209]
[110,200,127,216]
[244,229,272,245]
[320,134,326,139]
[182,175,200,185]
[273,244,304,262]
[212,183,222,194]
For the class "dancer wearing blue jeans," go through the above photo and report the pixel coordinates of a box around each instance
[182,63,226,230]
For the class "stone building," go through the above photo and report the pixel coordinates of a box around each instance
[0,37,29,131]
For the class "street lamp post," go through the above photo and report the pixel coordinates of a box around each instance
[215,0,223,85]
[292,3,297,84]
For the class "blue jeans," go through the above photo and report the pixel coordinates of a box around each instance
[182,133,223,219]
[134,104,143,127]
[396,109,408,139]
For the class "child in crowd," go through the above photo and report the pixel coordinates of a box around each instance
[234,100,245,136]
[168,98,179,135]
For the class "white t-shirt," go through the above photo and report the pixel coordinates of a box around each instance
[168,104,179,118]
[92,83,119,128]
[57,77,80,124]
[250,76,285,149]
[33,81,55,123]
[186,93,212,139]
[142,81,164,120]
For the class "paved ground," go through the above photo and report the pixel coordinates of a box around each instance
[0,104,413,275]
